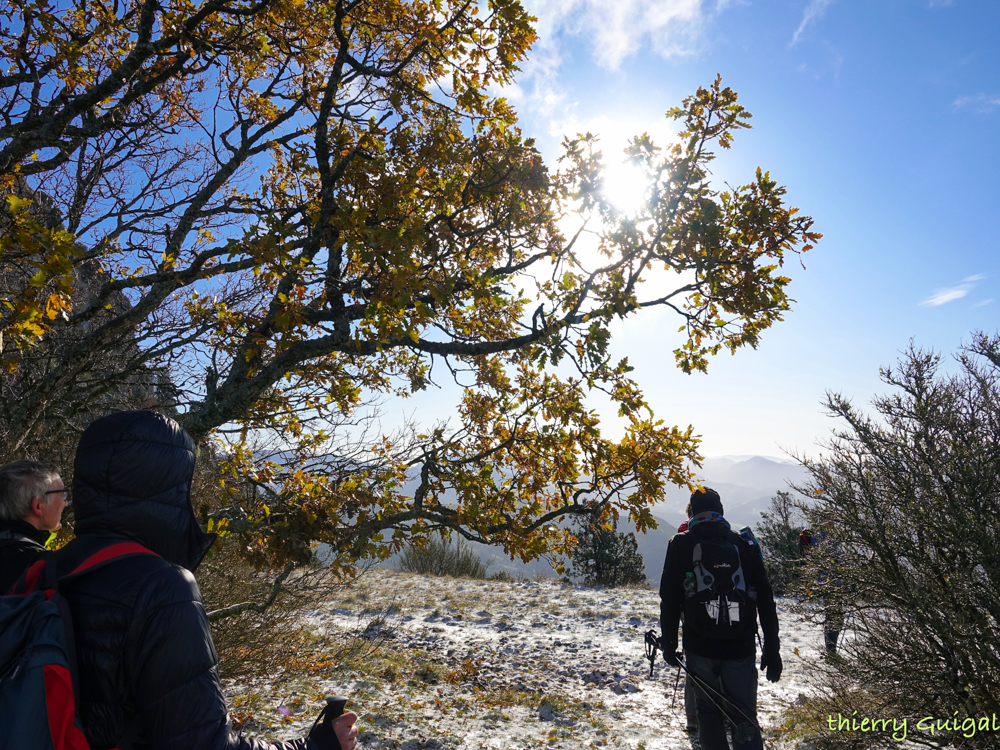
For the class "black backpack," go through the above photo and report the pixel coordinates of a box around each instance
[683,533,755,640]
[0,542,154,750]
[738,525,764,562]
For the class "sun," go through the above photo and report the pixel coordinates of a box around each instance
[602,161,651,217]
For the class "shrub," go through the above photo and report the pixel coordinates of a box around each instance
[194,452,362,680]
[756,490,807,596]
[570,515,645,587]
[199,541,316,678]
[795,335,1000,747]
[395,535,488,579]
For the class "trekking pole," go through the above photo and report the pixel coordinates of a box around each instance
[323,696,348,719]
[310,695,349,750]
[670,664,682,709]
[676,656,766,747]
[644,629,660,677]
[645,630,680,709]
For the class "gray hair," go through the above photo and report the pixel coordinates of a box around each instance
[0,459,59,522]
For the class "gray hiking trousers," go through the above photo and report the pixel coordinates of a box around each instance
[685,652,762,750]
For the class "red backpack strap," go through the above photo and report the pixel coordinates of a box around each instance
[67,542,158,577]
[11,556,50,595]
[8,550,59,596]
[11,542,158,594]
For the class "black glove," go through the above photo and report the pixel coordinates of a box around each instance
[659,638,682,668]
[308,697,347,750]
[664,651,683,668]
[760,649,782,683]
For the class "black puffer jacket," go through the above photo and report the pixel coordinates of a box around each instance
[56,410,310,750]
[659,519,779,661]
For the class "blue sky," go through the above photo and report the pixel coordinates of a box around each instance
[476,0,1000,459]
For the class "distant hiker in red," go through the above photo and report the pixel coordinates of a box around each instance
[660,488,781,750]
[0,459,69,594]
[51,410,358,750]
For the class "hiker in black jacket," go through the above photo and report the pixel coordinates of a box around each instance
[799,526,844,655]
[0,459,69,594]
[55,410,358,750]
[659,488,781,750]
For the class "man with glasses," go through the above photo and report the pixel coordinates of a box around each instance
[0,458,70,593]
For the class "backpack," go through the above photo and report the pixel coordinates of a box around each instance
[683,533,755,641]
[0,527,42,552]
[737,525,764,562]
[0,542,156,750]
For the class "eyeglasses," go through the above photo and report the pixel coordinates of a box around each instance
[44,488,71,505]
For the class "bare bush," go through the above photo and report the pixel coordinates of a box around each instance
[395,536,488,579]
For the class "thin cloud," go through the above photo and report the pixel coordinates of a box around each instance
[509,0,720,144]
[791,0,835,46]
[976,299,994,308]
[920,276,985,307]
[922,288,968,307]
[525,0,711,70]
[953,94,1000,113]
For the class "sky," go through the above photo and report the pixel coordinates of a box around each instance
[460,0,1000,460]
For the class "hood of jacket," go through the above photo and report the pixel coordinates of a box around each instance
[72,410,216,571]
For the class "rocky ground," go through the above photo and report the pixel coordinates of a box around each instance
[224,569,829,749]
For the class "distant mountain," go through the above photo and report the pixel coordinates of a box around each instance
[714,454,799,464]
[652,455,811,530]
[414,511,676,584]
[367,455,807,584]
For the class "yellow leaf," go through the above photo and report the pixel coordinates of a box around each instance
[6,195,31,212]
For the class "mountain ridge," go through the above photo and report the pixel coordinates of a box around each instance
[373,455,810,583]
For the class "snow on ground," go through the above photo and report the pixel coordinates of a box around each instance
[224,569,829,749]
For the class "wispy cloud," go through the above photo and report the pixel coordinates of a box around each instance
[791,0,835,46]
[920,275,986,307]
[922,288,968,307]
[504,0,719,145]
[952,94,1000,113]
[524,0,711,71]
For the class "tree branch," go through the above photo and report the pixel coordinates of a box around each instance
[205,561,296,623]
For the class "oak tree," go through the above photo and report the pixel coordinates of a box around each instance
[1,0,819,576]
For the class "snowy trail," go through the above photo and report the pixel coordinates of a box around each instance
[226,569,828,749]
